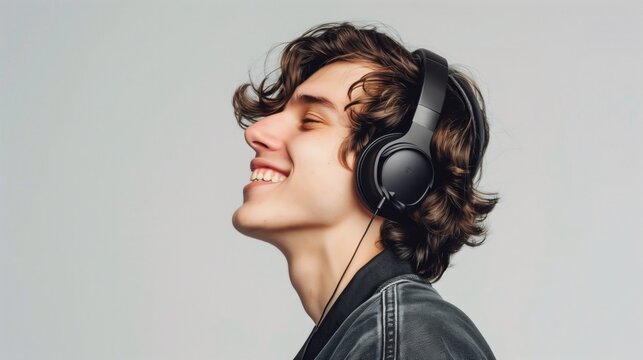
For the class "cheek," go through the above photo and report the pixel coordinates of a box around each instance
[292,137,349,180]
[288,131,356,200]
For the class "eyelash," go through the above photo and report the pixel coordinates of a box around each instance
[302,118,320,124]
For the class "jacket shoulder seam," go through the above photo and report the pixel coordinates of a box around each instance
[381,282,398,360]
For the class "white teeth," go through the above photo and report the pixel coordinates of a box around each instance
[250,168,287,183]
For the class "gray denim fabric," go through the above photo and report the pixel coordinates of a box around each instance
[296,273,496,360]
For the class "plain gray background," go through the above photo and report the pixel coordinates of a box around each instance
[2,1,642,359]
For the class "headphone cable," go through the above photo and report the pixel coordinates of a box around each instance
[301,195,388,358]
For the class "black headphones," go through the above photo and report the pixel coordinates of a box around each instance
[355,48,486,222]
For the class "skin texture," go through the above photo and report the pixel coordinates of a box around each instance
[232,61,386,324]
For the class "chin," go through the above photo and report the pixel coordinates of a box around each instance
[231,207,251,236]
[231,206,275,240]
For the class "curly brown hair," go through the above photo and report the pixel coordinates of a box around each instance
[232,21,500,283]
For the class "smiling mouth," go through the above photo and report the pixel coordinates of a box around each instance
[249,168,288,184]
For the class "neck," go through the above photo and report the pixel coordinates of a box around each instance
[274,214,385,325]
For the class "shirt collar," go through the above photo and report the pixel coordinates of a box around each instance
[295,247,416,360]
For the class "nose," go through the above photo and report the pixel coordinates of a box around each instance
[244,112,289,153]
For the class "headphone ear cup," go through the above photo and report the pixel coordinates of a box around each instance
[356,132,436,221]
[355,133,408,221]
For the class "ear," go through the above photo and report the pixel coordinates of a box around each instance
[345,150,357,173]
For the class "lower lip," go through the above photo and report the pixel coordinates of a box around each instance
[243,180,281,192]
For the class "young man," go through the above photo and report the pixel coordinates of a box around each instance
[231,22,499,360]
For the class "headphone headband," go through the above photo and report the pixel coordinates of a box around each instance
[410,49,449,131]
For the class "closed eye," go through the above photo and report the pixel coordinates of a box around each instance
[302,118,320,123]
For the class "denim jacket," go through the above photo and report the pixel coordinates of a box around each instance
[293,248,495,360]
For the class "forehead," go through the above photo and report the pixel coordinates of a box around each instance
[290,61,376,118]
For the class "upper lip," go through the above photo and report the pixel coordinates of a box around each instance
[250,158,291,178]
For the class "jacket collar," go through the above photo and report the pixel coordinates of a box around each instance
[295,247,416,360]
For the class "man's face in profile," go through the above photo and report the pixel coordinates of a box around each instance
[232,61,375,241]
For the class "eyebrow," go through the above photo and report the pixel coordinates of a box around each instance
[290,92,340,114]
